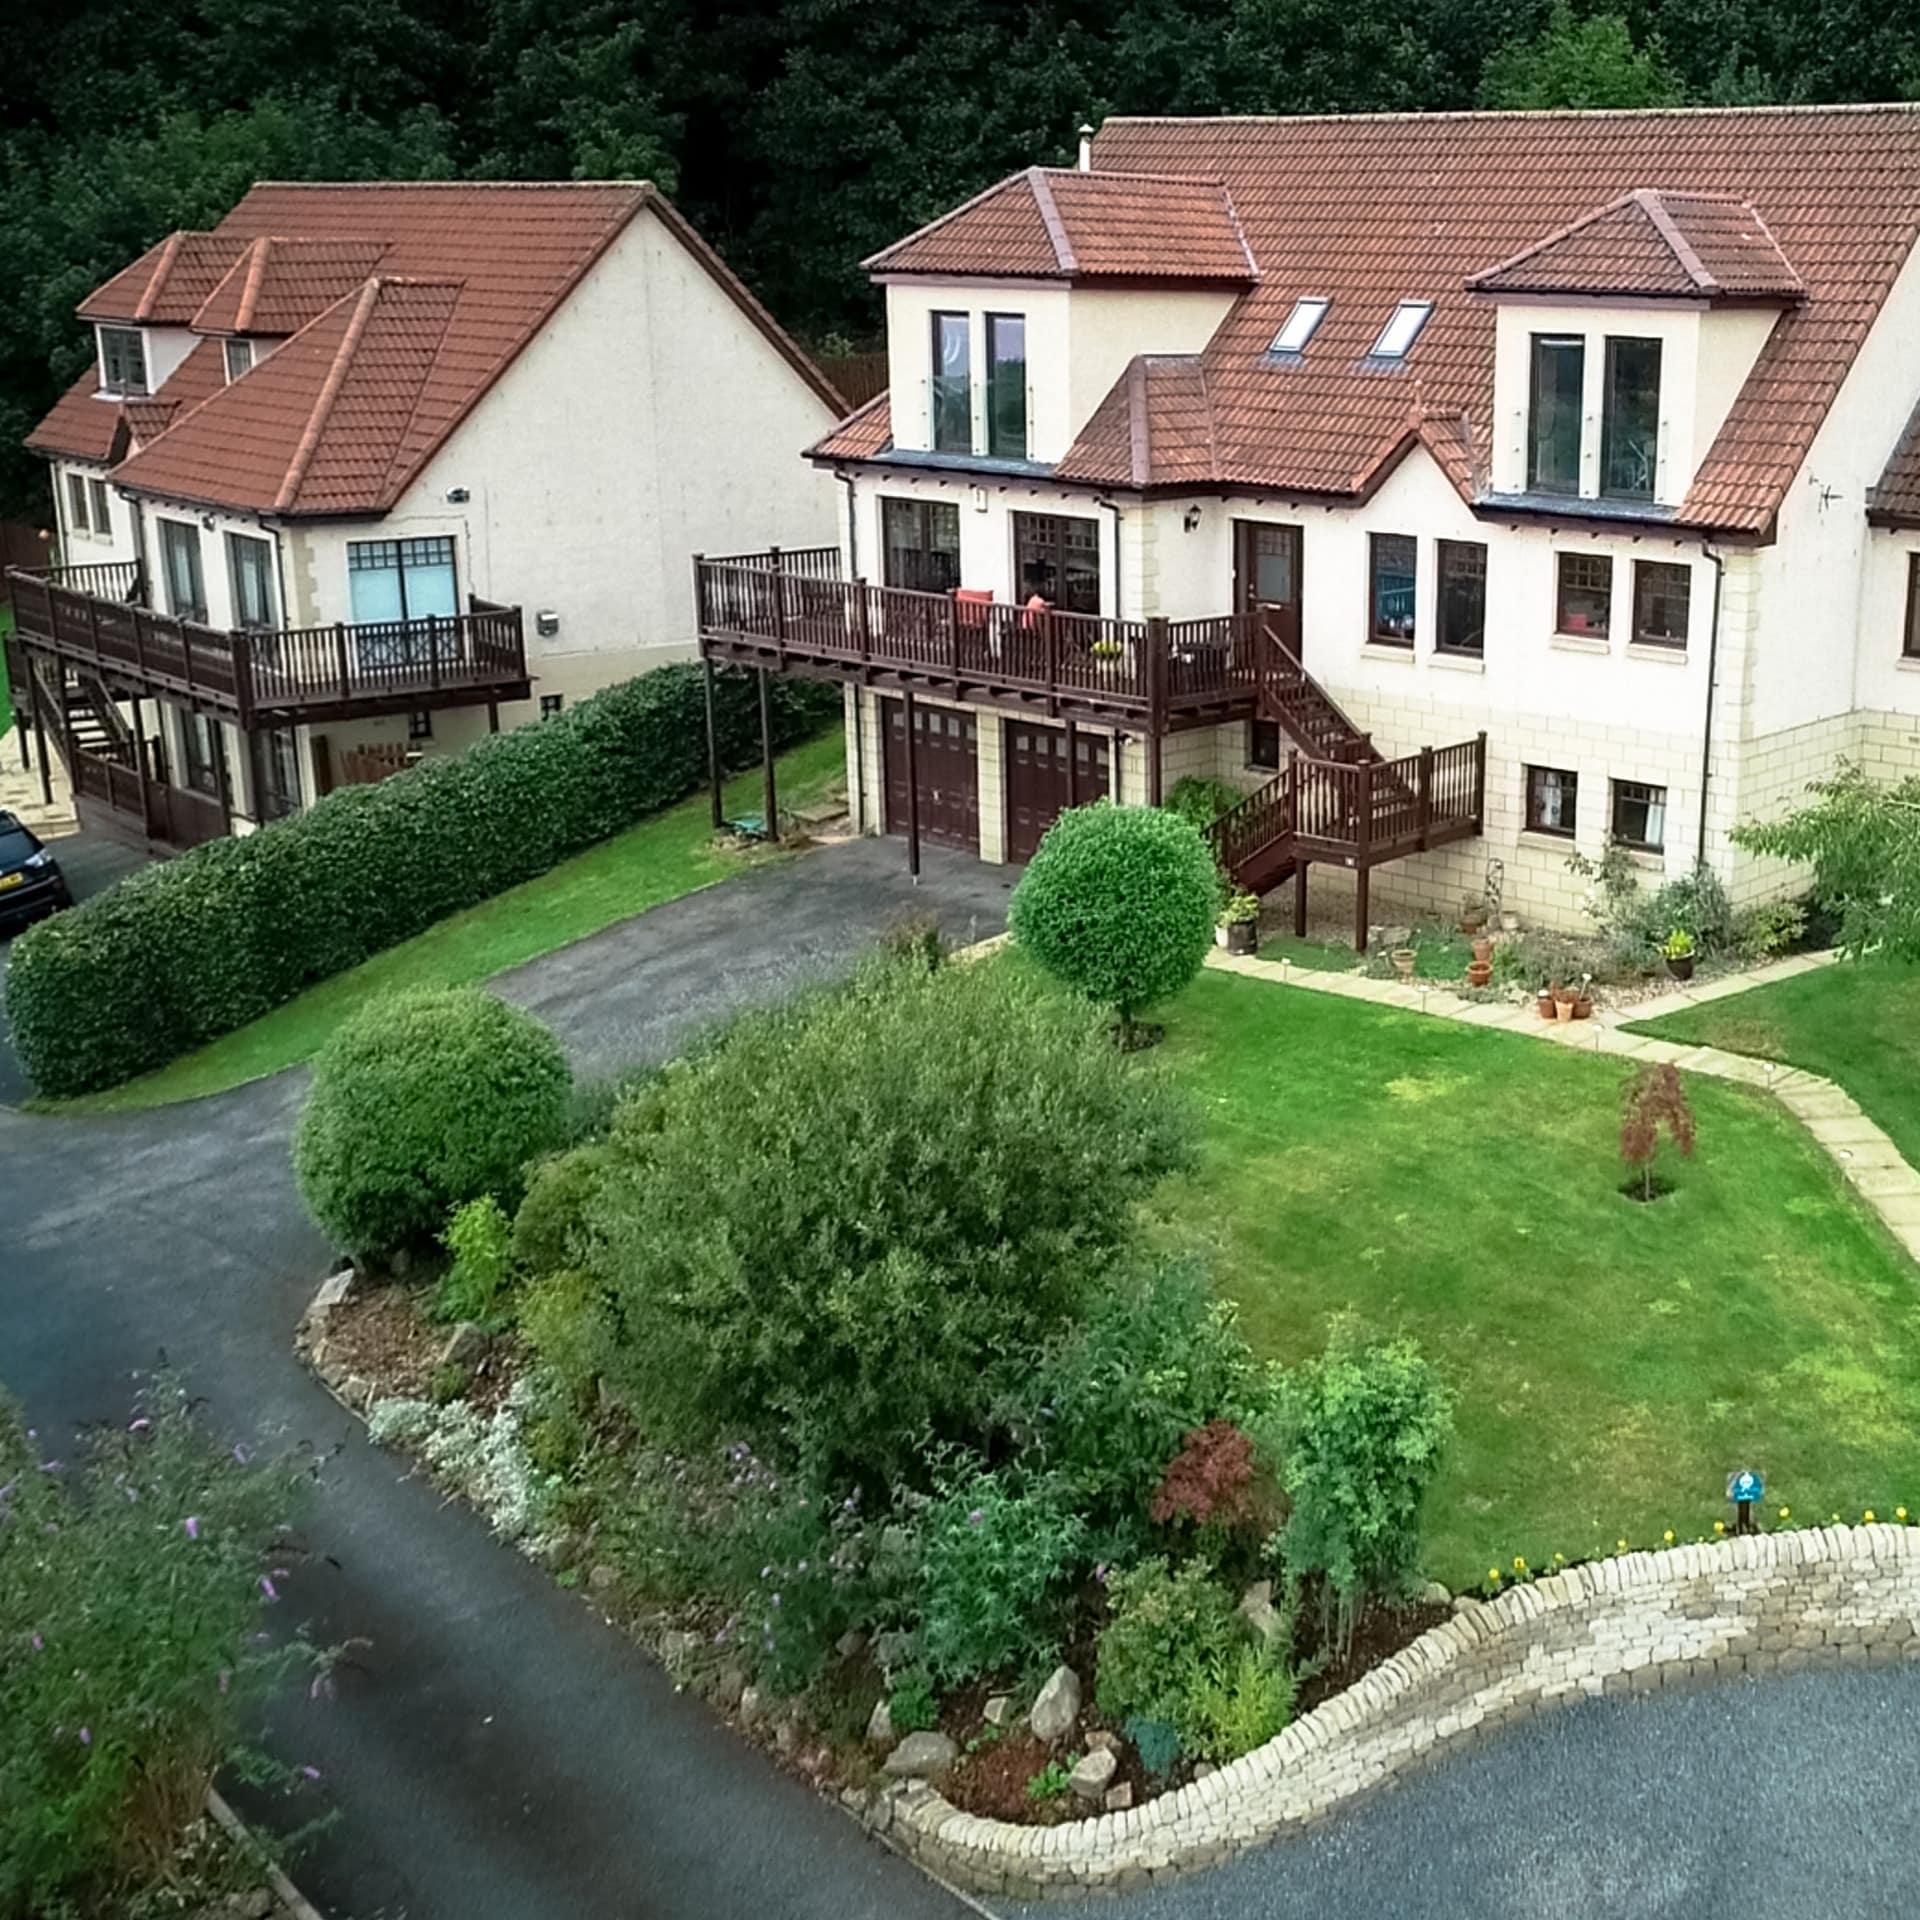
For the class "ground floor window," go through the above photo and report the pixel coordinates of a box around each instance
[1247,718,1282,771]
[1011,511,1100,614]
[1525,764,1577,837]
[880,497,961,594]
[1610,778,1667,852]
[1631,561,1690,649]
[1555,553,1612,638]
[179,710,225,798]
[540,694,565,719]
[1368,533,1417,646]
[409,709,434,741]
[1435,540,1486,655]
[252,726,302,822]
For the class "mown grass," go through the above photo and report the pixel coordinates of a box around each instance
[41,727,846,1114]
[1629,959,1920,1168]
[1151,969,1920,1586]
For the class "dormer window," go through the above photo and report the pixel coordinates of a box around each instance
[1369,301,1432,360]
[985,313,1027,459]
[1270,298,1330,355]
[224,337,254,383]
[1600,337,1661,500]
[1528,334,1584,495]
[98,326,147,397]
[930,311,971,454]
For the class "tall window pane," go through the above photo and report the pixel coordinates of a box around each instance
[930,312,971,454]
[881,497,961,594]
[66,472,90,533]
[227,532,278,630]
[1436,540,1486,655]
[1555,553,1613,638]
[159,520,206,622]
[985,314,1027,460]
[1631,560,1690,648]
[1368,533,1417,646]
[100,327,148,396]
[1528,335,1584,494]
[1601,338,1661,499]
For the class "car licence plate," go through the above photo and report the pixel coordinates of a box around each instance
[0,872,23,891]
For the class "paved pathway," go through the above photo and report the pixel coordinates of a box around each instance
[0,839,1011,1920]
[1208,946,1920,1264]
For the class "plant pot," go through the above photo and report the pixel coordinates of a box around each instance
[1666,954,1695,982]
[1573,995,1594,1020]
[1500,912,1521,934]
[1466,962,1492,989]
[1554,997,1575,1024]
[1537,991,1557,1020]
[1224,920,1257,956]
[1390,947,1418,981]
[1470,935,1493,966]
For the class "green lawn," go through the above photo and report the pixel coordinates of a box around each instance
[1153,970,1920,1586]
[0,602,14,736]
[44,728,847,1115]
[1628,960,1920,1170]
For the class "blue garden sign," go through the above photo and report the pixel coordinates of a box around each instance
[1728,1469,1764,1505]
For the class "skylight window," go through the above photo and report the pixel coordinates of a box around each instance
[1370,301,1433,360]
[1269,298,1330,355]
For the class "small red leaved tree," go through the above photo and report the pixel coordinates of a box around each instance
[1621,1062,1696,1200]
[1150,1419,1276,1536]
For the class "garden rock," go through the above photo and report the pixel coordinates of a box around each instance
[341,1374,373,1410]
[659,1629,700,1671]
[867,1698,894,1749]
[835,1628,868,1661]
[1086,1729,1121,1755]
[712,1664,747,1710]
[1451,1593,1482,1616]
[1030,1664,1081,1744]
[308,1267,357,1324]
[883,1731,958,1780]
[1238,1579,1282,1644]
[1069,1749,1118,1801]
[588,1564,618,1594]
[982,1694,1013,1729]
[1421,1581,1453,1607]
[873,1626,916,1672]
[1105,1782,1134,1812]
[440,1320,489,1368]
[1194,1762,1217,1780]
[222,1894,275,1920]
[738,1685,768,1727]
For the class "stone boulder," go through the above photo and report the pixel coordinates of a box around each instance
[1029,1664,1082,1744]
[1069,1748,1118,1801]
[883,1731,958,1780]
[440,1320,489,1368]
[1238,1579,1282,1644]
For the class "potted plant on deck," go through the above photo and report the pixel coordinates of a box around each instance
[1663,928,1697,982]
[1218,888,1262,955]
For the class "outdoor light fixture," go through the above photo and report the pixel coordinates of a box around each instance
[1183,505,1203,531]
[536,609,560,637]
[445,485,471,504]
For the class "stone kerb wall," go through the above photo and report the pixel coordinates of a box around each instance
[871,1525,1920,1898]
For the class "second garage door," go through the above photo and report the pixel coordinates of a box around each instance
[1005,721,1112,863]
[882,701,979,853]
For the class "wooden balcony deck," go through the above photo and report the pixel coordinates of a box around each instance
[5,564,530,726]
[695,550,1263,731]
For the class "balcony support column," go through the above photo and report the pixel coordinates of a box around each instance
[30,660,51,806]
[759,668,777,842]
[1065,717,1079,809]
[1294,859,1310,939]
[704,657,725,830]
[903,690,921,881]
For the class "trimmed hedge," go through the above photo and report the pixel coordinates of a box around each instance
[6,665,839,1096]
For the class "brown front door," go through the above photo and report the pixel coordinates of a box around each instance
[1234,520,1304,662]
[883,701,979,853]
[1004,720,1112,864]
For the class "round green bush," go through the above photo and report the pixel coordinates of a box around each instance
[1008,801,1221,1031]
[293,987,572,1259]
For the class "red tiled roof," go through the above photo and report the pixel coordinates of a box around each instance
[1013,107,1920,535]
[1469,190,1803,300]
[810,391,892,462]
[191,238,392,336]
[1870,401,1920,525]
[33,182,841,514]
[25,338,229,466]
[78,232,251,325]
[864,168,1256,282]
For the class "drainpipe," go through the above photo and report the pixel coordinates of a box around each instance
[838,469,865,833]
[1695,541,1726,872]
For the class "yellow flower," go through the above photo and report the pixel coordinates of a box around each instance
[1617,1538,1629,1551]
[1713,1520,1726,1535]
[1779,1506,1791,1521]
[1832,1512,1842,1524]
[1487,1568,1501,1585]
[1663,1530,1675,1545]
[1899,1508,1909,1523]
[1513,1556,1528,1573]
[1552,1553,1566,1565]
[1865,1509,1877,1523]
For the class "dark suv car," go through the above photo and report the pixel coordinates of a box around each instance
[0,809,71,935]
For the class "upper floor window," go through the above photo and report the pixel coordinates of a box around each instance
[1368,533,1417,646]
[1631,560,1690,649]
[224,338,254,383]
[1435,540,1487,656]
[930,312,971,455]
[1601,337,1661,500]
[158,519,207,623]
[1555,552,1612,639]
[985,313,1027,460]
[881,496,961,595]
[1269,297,1330,355]
[99,326,148,396]
[1013,510,1100,615]
[347,536,458,625]
[66,472,90,534]
[89,479,110,537]
[1906,555,1920,659]
[226,532,278,631]
[1369,302,1432,360]
[1528,335,1584,494]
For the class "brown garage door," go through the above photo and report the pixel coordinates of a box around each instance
[1004,720,1111,864]
[883,701,979,853]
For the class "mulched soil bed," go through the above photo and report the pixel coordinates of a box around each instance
[1295,1598,1451,1717]
[314,1281,518,1415]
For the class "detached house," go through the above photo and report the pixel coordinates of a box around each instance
[10,182,840,851]
[695,106,1920,938]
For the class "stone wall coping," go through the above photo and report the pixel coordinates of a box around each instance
[876,1525,1920,1896]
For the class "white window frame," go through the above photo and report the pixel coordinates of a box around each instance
[1269,297,1330,355]
[224,337,254,382]
[1369,301,1433,361]
[98,326,148,396]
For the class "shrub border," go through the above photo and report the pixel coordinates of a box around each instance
[863,1525,1920,1897]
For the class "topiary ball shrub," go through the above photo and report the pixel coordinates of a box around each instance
[1009,801,1221,1039]
[293,987,572,1261]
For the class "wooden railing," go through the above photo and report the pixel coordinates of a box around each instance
[69,745,227,851]
[37,559,146,603]
[5,566,528,723]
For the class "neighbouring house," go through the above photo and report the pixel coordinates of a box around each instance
[8,182,841,852]
[694,107,1920,941]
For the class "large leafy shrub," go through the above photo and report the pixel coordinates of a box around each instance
[1009,802,1220,1036]
[1093,1557,1237,1753]
[0,1381,318,1916]
[917,1469,1087,1684]
[294,987,571,1259]
[566,958,1194,1482]
[1264,1320,1453,1654]
[5,665,838,1096]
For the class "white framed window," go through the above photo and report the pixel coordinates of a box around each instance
[88,479,111,537]
[1369,301,1433,361]
[226,532,278,631]
[224,337,254,382]
[1610,779,1667,853]
[1269,297,1330,355]
[66,472,90,533]
[98,326,148,395]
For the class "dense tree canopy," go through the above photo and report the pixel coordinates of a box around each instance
[3,0,1917,517]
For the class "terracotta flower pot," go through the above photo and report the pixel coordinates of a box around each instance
[1537,992,1557,1020]
[1471,935,1493,966]
[1554,997,1575,1024]
[1390,948,1418,981]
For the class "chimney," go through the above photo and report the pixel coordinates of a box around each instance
[1077,123,1095,172]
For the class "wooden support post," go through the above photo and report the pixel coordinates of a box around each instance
[487,700,500,735]
[1474,729,1489,830]
[902,689,922,880]
[759,667,777,840]
[769,545,786,670]
[1416,744,1434,849]
[1353,758,1373,952]
[1146,616,1169,806]
[704,656,725,830]
[31,662,51,805]
[212,716,234,832]
[1065,717,1079,809]
[1294,859,1310,938]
